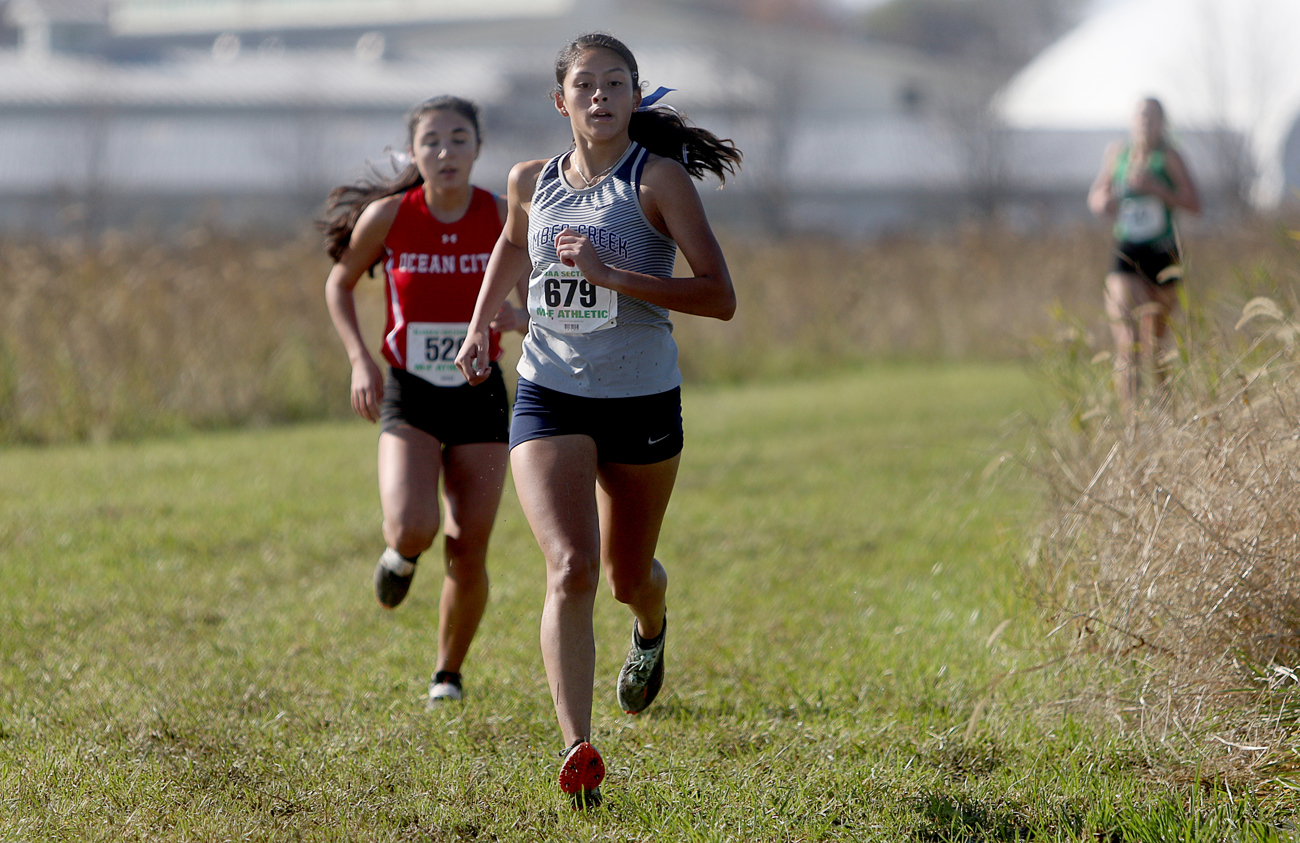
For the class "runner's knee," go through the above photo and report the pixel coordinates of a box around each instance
[606,563,654,606]
[385,513,439,556]
[545,548,601,598]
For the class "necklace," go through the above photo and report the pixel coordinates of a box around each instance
[571,144,630,187]
[573,159,617,188]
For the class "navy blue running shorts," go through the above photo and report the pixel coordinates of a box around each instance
[509,378,683,465]
[380,363,509,446]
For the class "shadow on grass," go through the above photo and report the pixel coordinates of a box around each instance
[911,793,1084,842]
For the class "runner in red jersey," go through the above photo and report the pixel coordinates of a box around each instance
[380,186,505,377]
[322,95,528,705]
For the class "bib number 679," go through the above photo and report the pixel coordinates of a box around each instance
[544,276,598,308]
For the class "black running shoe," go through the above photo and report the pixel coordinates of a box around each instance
[616,615,665,714]
[374,547,416,609]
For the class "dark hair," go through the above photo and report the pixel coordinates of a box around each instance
[554,32,742,184]
[318,95,483,264]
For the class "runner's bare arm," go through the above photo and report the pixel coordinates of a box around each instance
[553,156,735,320]
[1087,142,1122,219]
[457,159,544,383]
[1160,148,1202,215]
[324,194,401,421]
[487,192,533,334]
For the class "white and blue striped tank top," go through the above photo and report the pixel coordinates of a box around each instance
[519,142,680,399]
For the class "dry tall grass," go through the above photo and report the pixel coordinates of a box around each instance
[1027,222,1300,782]
[0,230,352,444]
[0,221,1293,444]
[677,225,1107,380]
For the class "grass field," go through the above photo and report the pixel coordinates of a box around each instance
[1,364,1295,841]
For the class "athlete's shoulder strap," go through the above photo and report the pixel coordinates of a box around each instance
[616,143,650,187]
[395,185,422,213]
[467,185,495,212]
[1111,142,1131,180]
[537,153,565,188]
[389,185,424,230]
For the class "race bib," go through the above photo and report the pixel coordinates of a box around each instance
[528,263,617,334]
[406,322,468,387]
[1117,195,1166,243]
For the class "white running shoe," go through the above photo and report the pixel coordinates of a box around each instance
[427,682,463,703]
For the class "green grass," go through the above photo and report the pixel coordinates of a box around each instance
[1,363,1295,841]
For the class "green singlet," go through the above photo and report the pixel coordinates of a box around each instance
[1111,143,1176,247]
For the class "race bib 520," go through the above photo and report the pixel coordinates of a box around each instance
[406,322,468,387]
[528,263,617,334]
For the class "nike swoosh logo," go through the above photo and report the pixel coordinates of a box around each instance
[648,433,671,446]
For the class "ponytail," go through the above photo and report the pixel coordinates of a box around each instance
[629,107,742,184]
[317,160,421,265]
[554,32,743,184]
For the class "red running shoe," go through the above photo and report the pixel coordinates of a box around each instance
[558,739,605,809]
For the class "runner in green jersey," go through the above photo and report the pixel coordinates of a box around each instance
[1088,97,1201,411]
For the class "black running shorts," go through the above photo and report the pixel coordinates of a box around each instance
[1112,241,1182,286]
[380,363,509,446]
[509,378,683,465]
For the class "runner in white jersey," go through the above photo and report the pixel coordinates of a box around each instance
[520,141,680,398]
[455,32,742,809]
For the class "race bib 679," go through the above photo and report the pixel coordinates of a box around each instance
[528,263,617,334]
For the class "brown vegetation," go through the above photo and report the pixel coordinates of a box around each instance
[1026,221,1300,780]
[0,229,351,444]
[0,220,1293,445]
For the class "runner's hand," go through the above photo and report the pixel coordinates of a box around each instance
[555,228,609,285]
[350,357,384,423]
[490,302,529,334]
[455,328,492,385]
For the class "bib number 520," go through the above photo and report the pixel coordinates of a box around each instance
[425,334,463,363]
[406,322,470,387]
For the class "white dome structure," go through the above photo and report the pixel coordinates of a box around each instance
[996,0,1300,207]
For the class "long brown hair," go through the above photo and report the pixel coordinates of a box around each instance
[554,33,742,184]
[318,95,483,264]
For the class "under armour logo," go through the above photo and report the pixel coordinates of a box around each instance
[442,233,457,244]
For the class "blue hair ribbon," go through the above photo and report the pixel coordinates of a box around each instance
[638,86,676,110]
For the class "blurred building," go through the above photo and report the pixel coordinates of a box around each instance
[8,0,1237,238]
[996,0,1299,213]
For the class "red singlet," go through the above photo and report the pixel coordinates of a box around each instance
[381,186,503,376]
